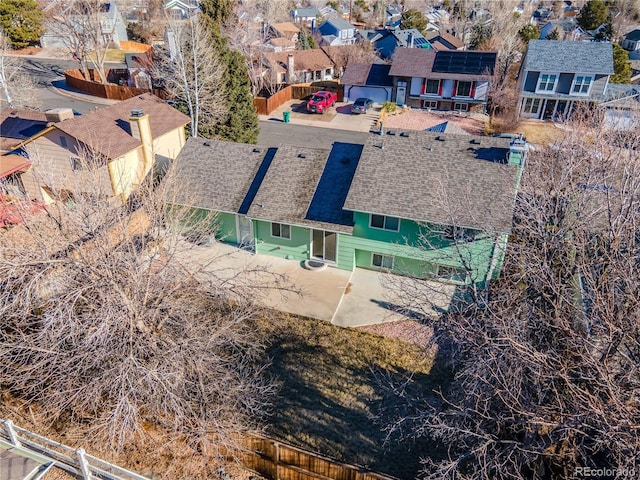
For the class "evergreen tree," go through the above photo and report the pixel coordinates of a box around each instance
[578,0,609,31]
[518,23,539,45]
[297,28,312,50]
[546,27,561,40]
[198,0,259,144]
[469,23,491,50]
[611,43,631,83]
[0,0,44,49]
[400,9,428,34]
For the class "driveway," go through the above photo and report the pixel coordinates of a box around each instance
[260,99,381,133]
[176,240,456,328]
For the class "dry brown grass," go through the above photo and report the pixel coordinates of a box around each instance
[257,314,447,479]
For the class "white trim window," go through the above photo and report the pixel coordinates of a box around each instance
[454,103,468,112]
[370,214,400,231]
[372,253,394,269]
[571,75,593,95]
[425,79,440,94]
[271,222,291,239]
[423,100,438,109]
[456,81,472,97]
[536,74,558,93]
[522,97,541,115]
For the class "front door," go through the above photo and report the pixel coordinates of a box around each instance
[396,82,406,106]
[237,216,254,249]
[311,229,337,262]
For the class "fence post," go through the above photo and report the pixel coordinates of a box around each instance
[76,448,93,480]
[4,419,21,446]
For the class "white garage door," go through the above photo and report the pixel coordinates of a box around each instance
[345,86,391,105]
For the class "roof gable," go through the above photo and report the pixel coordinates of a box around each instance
[342,63,392,86]
[523,40,614,74]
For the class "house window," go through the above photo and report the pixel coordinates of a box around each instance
[370,214,400,231]
[372,253,394,269]
[522,98,541,114]
[325,68,332,77]
[442,225,476,242]
[69,157,83,171]
[423,100,438,109]
[271,222,291,239]
[436,265,468,283]
[454,103,468,111]
[536,74,557,92]
[456,81,472,97]
[571,75,592,94]
[425,79,440,94]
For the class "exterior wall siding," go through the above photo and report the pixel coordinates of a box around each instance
[254,220,310,261]
[591,74,608,97]
[217,212,239,244]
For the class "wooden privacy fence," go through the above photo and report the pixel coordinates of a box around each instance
[237,435,398,480]
[64,69,167,101]
[254,82,344,115]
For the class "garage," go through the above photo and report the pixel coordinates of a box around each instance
[344,85,392,105]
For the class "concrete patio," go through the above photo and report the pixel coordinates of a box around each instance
[176,240,456,327]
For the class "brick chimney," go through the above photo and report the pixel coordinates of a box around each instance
[128,108,154,179]
[287,53,295,84]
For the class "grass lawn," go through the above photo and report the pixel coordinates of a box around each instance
[256,315,450,479]
[105,49,126,62]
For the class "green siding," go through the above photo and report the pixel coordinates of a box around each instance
[216,212,238,244]
[254,220,309,261]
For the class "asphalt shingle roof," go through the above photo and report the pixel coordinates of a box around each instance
[265,49,333,73]
[172,138,271,214]
[389,49,496,80]
[341,63,393,86]
[344,131,519,233]
[53,94,190,159]
[322,17,354,31]
[522,40,614,74]
[247,144,355,233]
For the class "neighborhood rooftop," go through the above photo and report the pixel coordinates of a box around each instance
[522,40,614,75]
[389,48,496,80]
[341,63,393,87]
[51,94,190,159]
[344,131,519,233]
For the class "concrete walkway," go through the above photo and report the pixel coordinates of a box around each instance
[176,240,456,327]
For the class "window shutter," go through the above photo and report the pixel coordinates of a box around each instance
[453,81,457,97]
[421,78,426,94]
[438,80,443,96]
[470,81,476,98]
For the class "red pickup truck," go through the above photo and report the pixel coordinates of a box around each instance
[306,91,337,114]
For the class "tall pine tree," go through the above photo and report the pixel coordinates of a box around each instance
[199,0,259,143]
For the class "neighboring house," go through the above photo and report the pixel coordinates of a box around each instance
[163,0,199,19]
[386,4,402,28]
[517,40,614,120]
[8,95,189,204]
[268,22,300,44]
[600,84,640,130]
[358,28,432,60]
[389,48,497,112]
[125,53,152,89]
[0,109,48,153]
[539,20,589,41]
[265,37,296,52]
[291,7,319,26]
[622,29,640,51]
[172,131,526,286]
[41,1,129,48]
[263,49,334,85]
[425,31,464,51]
[341,63,393,103]
[318,18,356,46]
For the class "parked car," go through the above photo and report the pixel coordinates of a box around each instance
[306,91,337,114]
[351,98,373,114]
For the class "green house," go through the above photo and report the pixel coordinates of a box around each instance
[172,130,525,285]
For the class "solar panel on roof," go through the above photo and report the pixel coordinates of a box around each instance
[432,51,496,75]
[413,37,429,46]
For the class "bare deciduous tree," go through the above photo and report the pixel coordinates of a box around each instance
[153,16,226,137]
[0,158,290,474]
[46,0,115,83]
[378,109,640,479]
[0,31,40,109]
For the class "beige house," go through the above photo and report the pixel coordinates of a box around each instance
[15,94,190,203]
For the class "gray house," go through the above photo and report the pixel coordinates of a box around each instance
[517,40,614,120]
[318,18,356,46]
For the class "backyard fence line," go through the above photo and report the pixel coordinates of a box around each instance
[254,82,344,115]
[0,419,149,480]
[235,434,400,480]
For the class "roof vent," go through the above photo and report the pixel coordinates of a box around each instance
[298,153,306,158]
[436,135,445,141]
[253,148,261,153]
[387,130,396,135]
[470,138,481,145]
[203,141,211,146]
[400,131,410,137]
[130,108,145,118]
